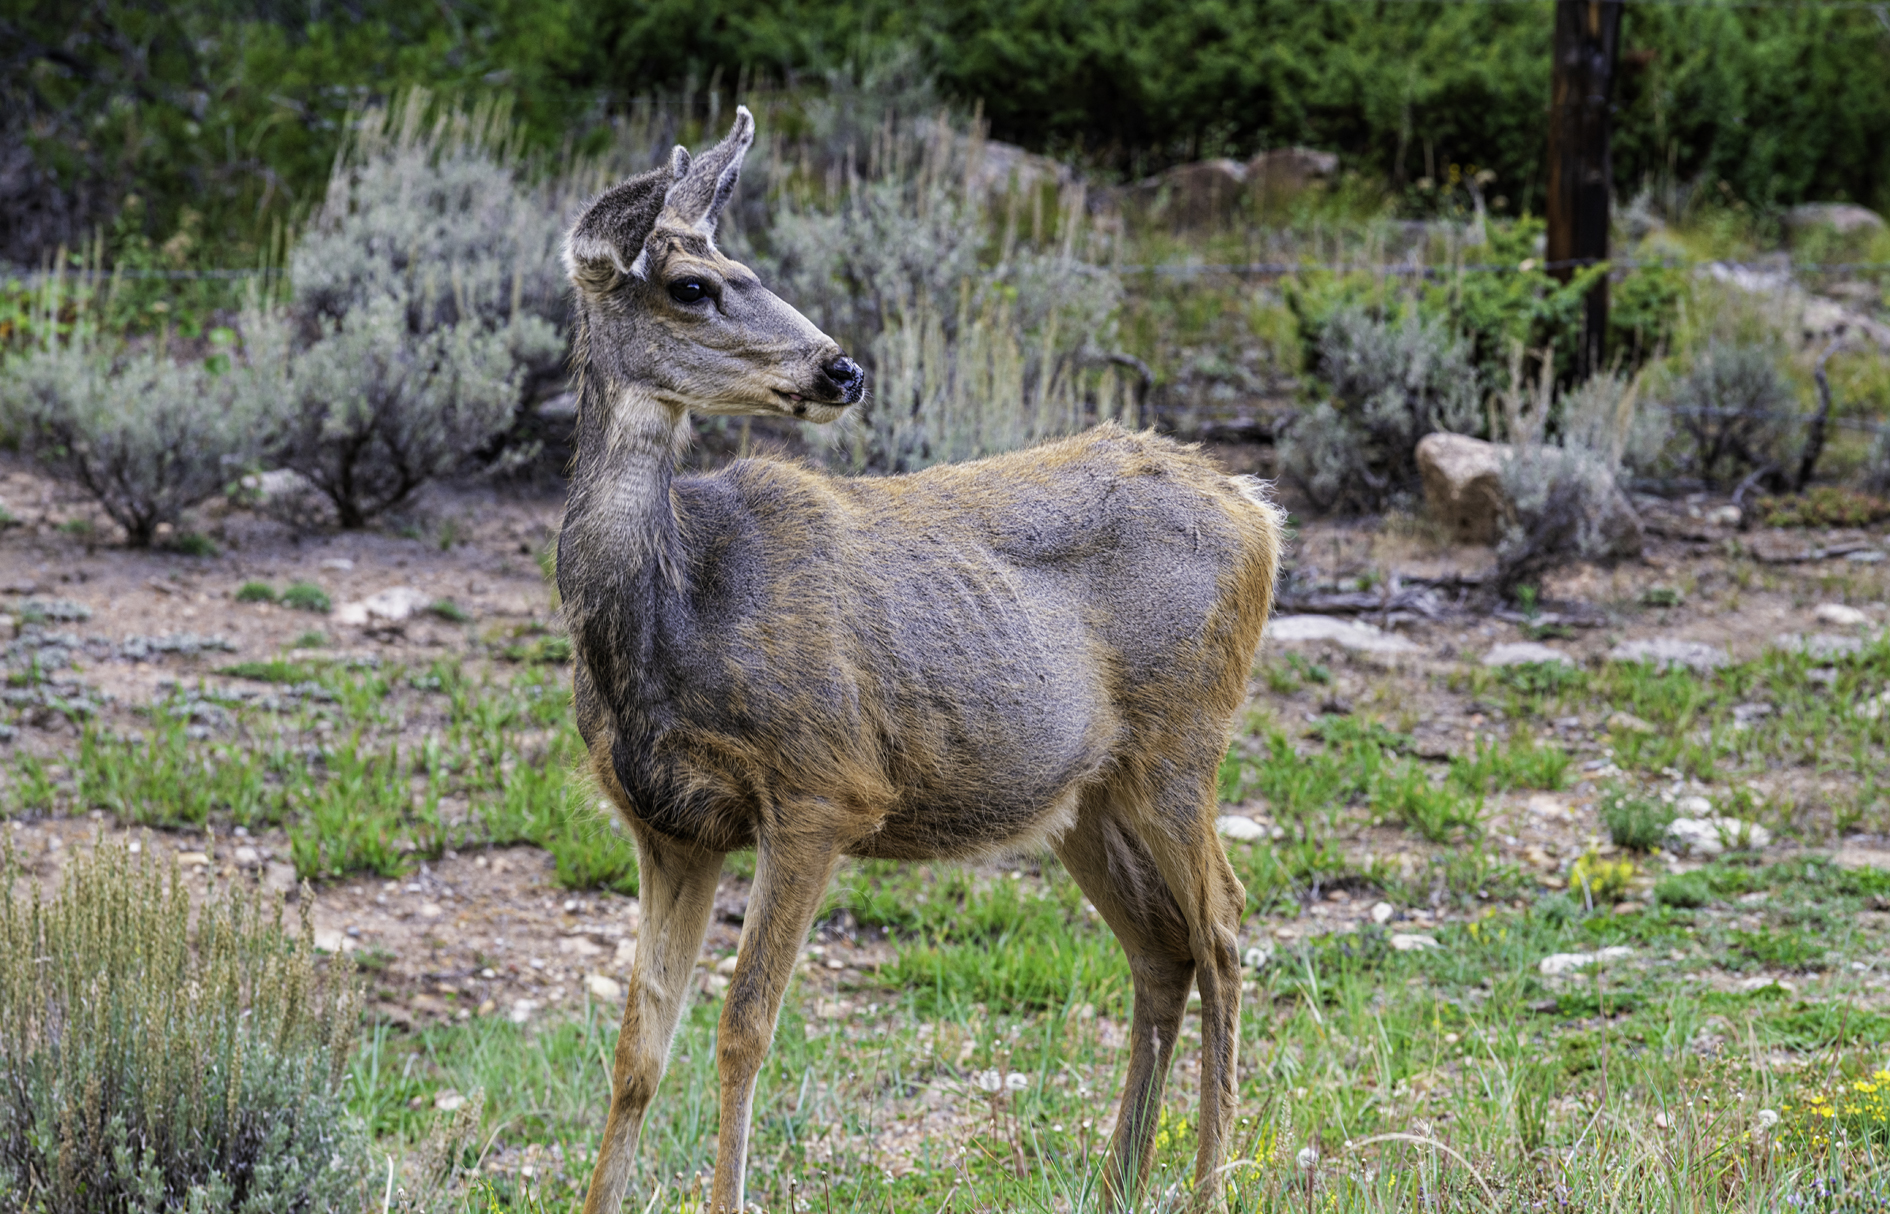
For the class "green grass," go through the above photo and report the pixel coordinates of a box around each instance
[235,580,276,602]
[281,581,332,613]
[218,658,316,683]
[339,851,1890,1213]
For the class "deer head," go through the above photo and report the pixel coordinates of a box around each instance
[563,107,865,422]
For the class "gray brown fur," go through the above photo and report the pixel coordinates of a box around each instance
[560,108,1286,1214]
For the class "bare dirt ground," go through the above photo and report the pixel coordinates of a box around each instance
[2,446,1888,1035]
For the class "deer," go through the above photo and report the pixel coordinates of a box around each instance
[559,107,1285,1214]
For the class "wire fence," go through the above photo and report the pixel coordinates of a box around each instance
[9,258,1890,282]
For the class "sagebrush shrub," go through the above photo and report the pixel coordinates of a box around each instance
[0,840,368,1211]
[290,91,575,391]
[1278,306,1480,513]
[1492,356,1645,592]
[755,118,1125,473]
[275,291,548,527]
[0,311,281,546]
[1664,341,1799,489]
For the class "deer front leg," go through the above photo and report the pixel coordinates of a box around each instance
[582,828,723,1214]
[709,823,845,1214]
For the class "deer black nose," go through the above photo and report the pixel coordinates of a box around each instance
[823,356,864,403]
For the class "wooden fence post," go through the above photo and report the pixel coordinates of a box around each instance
[1546,0,1624,379]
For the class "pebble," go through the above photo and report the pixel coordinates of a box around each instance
[1388,933,1439,952]
[1604,711,1656,734]
[1371,901,1395,925]
[509,999,538,1024]
[1216,815,1266,842]
[231,845,262,867]
[583,973,624,1002]
[1814,602,1869,627]
[434,1090,467,1112]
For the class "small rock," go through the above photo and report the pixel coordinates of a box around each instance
[476,999,497,1017]
[335,586,429,628]
[434,1089,467,1112]
[816,1000,847,1020]
[1859,690,1890,720]
[1847,550,1886,564]
[612,938,636,969]
[1389,933,1439,952]
[558,935,603,957]
[1216,815,1267,842]
[1737,975,1797,994]
[231,845,262,867]
[584,973,624,1002]
[1483,641,1574,668]
[1705,505,1742,528]
[1613,901,1644,915]
[313,929,352,954]
[319,557,355,572]
[263,862,298,897]
[1675,795,1714,816]
[1605,711,1657,734]
[715,954,741,976]
[177,851,210,867]
[1606,638,1730,672]
[1417,433,1509,545]
[1815,602,1869,627]
[1265,615,1420,655]
[1666,816,1771,857]
[1539,952,1593,977]
[419,902,444,919]
[1371,901,1395,925]
[508,999,538,1024]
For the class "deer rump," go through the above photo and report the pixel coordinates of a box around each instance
[570,422,1277,860]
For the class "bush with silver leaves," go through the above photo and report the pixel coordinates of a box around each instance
[1278,306,1482,513]
[0,307,284,546]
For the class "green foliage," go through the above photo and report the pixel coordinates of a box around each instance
[218,660,316,683]
[1601,783,1676,853]
[10,0,1890,281]
[1757,486,1890,529]
[0,840,369,1210]
[235,580,277,603]
[281,582,332,613]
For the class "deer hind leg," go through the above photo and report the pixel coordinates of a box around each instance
[1054,789,1198,1213]
[1137,775,1248,1212]
[709,814,847,1214]
[582,828,724,1214]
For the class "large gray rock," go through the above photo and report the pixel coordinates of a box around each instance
[1784,203,1885,235]
[1416,433,1508,544]
[1247,147,1340,198]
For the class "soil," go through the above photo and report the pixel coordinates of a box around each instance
[1,447,1888,1037]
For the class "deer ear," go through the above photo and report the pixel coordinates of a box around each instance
[563,168,672,297]
[659,106,755,236]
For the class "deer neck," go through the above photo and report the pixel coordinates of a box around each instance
[561,376,690,603]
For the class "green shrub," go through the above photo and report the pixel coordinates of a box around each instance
[1654,871,1711,909]
[1601,784,1676,853]
[0,840,369,1210]
[280,581,331,613]
[235,580,276,603]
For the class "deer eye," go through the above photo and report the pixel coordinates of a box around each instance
[667,279,709,304]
